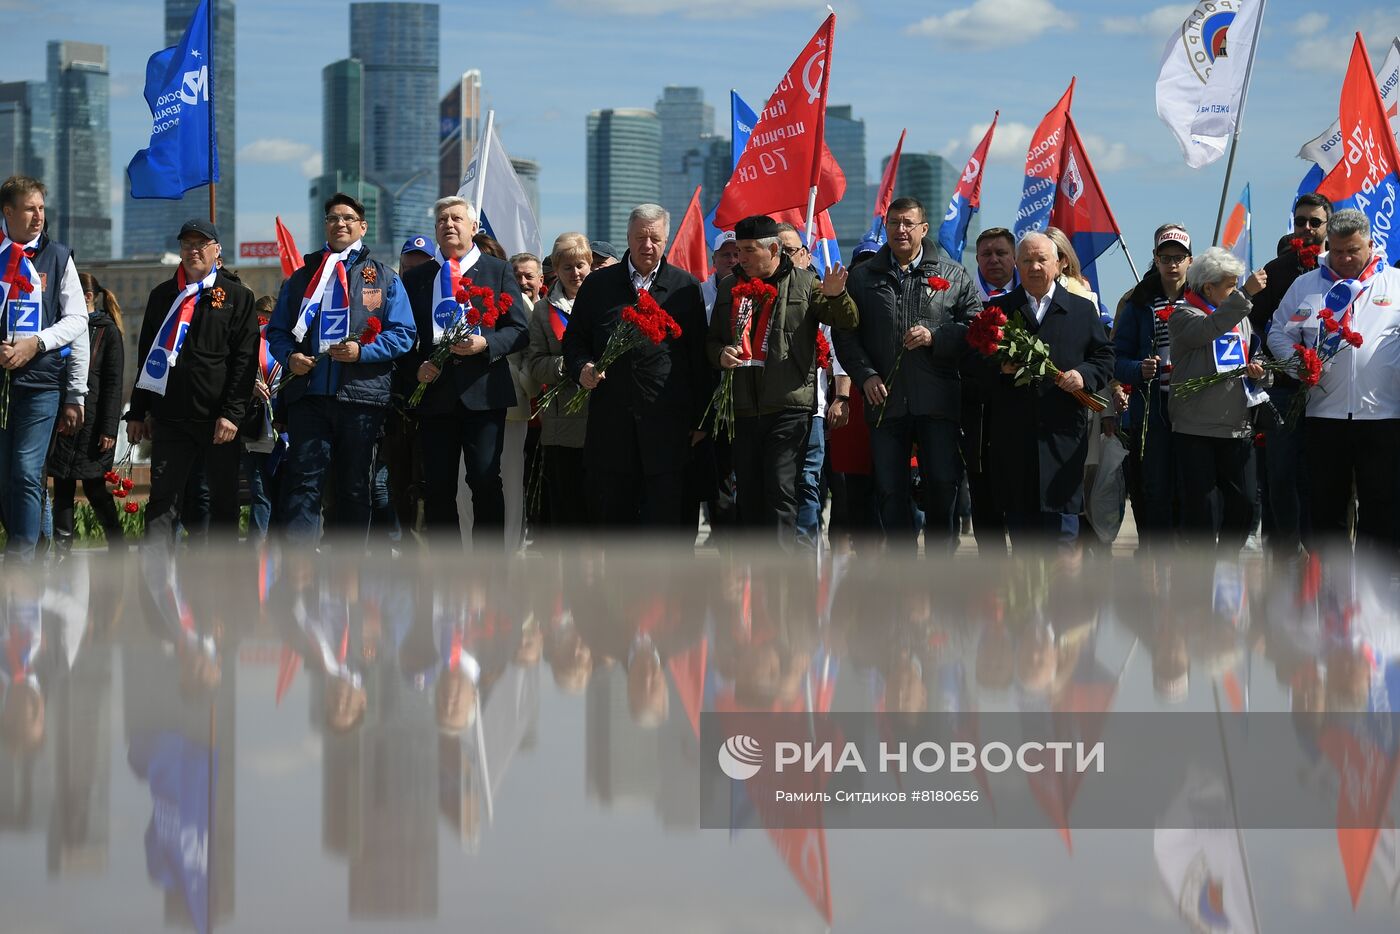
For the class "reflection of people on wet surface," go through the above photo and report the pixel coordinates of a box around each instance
[1,579,48,756]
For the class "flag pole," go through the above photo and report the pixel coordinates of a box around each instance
[803,186,818,245]
[805,10,836,245]
[207,0,216,225]
[1211,0,1269,245]
[473,110,495,212]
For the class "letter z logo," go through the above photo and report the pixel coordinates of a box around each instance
[8,300,40,336]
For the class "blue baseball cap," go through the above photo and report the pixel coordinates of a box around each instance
[401,234,434,257]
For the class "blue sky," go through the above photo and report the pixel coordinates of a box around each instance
[12,0,1395,302]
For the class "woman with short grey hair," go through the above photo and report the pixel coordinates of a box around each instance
[1166,246,1269,550]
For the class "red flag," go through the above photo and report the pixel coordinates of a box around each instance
[872,129,906,221]
[275,215,303,279]
[1317,33,1400,264]
[1048,113,1126,288]
[665,637,707,738]
[1321,724,1400,907]
[713,14,845,228]
[665,185,710,282]
[1014,79,1075,237]
[274,644,301,706]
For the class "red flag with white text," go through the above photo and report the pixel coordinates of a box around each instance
[713,14,845,228]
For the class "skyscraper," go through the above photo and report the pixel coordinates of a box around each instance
[586,109,660,243]
[438,70,482,198]
[350,2,439,244]
[0,82,53,184]
[123,0,235,259]
[310,58,391,252]
[510,157,541,231]
[47,42,111,260]
[655,87,713,227]
[824,105,868,250]
[881,151,969,255]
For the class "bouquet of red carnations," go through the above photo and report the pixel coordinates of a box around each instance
[966,305,1109,412]
[407,277,512,408]
[702,278,778,442]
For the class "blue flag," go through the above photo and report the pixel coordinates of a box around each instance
[127,0,218,199]
[129,731,214,934]
[702,91,760,249]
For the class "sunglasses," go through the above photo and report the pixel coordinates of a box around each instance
[1293,216,1325,229]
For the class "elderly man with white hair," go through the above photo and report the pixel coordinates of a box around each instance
[1267,208,1400,550]
[562,203,710,529]
[401,196,528,548]
[1165,246,1268,550]
[980,231,1115,547]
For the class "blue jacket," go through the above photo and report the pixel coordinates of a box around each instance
[1112,276,1175,432]
[12,233,73,392]
[267,247,415,408]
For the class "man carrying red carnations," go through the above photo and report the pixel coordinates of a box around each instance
[400,196,527,547]
[268,192,417,546]
[706,214,857,545]
[1267,208,1400,550]
[562,203,710,529]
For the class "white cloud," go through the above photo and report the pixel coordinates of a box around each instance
[906,0,1072,49]
[943,119,1135,172]
[550,0,835,18]
[1102,5,1192,37]
[1292,13,1396,72]
[238,138,321,179]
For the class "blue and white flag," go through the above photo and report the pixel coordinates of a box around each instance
[459,121,539,258]
[127,0,218,199]
[703,91,760,249]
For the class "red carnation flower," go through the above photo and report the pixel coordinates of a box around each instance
[814,329,832,371]
[1155,306,1174,322]
[1323,317,1341,333]
[1343,328,1363,348]
[359,315,383,345]
[926,275,951,292]
[113,489,128,498]
[120,478,134,492]
[124,501,139,514]
[454,288,469,304]
[1253,432,1266,449]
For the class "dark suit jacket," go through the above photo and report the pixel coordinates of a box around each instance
[561,255,710,476]
[401,252,528,414]
[982,285,1115,515]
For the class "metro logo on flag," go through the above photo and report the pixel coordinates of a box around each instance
[939,113,997,260]
[713,14,845,228]
[1014,80,1075,238]
[1318,33,1400,263]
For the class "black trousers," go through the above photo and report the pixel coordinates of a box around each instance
[52,476,123,546]
[1174,432,1256,551]
[145,420,243,547]
[420,404,506,547]
[589,467,687,530]
[1304,417,1400,549]
[966,467,1006,555]
[731,409,811,540]
[542,444,589,529]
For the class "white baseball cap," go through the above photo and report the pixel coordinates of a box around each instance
[712,230,736,251]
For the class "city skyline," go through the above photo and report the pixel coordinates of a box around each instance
[9,0,1393,302]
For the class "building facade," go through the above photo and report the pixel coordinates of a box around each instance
[824,104,868,252]
[655,87,713,229]
[310,58,391,253]
[47,42,111,260]
[350,2,439,244]
[438,70,482,199]
[0,82,53,185]
[586,109,660,244]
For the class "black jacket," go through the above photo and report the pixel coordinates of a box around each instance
[400,252,528,414]
[50,309,124,479]
[561,255,710,476]
[981,286,1115,515]
[127,269,259,426]
[833,238,982,421]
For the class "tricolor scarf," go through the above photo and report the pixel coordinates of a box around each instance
[0,232,41,340]
[293,240,362,352]
[977,269,1018,301]
[1318,253,1386,355]
[548,302,570,342]
[258,321,281,392]
[135,265,218,395]
[430,245,481,344]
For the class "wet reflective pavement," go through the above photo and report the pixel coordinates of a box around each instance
[0,542,1397,932]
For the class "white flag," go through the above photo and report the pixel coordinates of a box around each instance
[1298,38,1400,173]
[1154,770,1259,933]
[459,123,539,259]
[1155,0,1265,169]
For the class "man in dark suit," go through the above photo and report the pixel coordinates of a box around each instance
[126,219,259,547]
[401,197,528,547]
[982,232,1114,546]
[561,203,710,529]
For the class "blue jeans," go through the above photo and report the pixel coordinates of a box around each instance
[241,449,272,539]
[796,416,826,547]
[281,397,386,544]
[0,387,60,559]
[870,414,962,553]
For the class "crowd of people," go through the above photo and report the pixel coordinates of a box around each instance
[2,170,1399,560]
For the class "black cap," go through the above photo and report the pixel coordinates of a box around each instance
[590,240,620,261]
[177,218,220,243]
[734,215,781,241]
